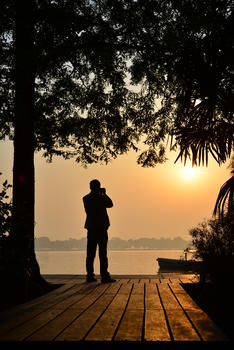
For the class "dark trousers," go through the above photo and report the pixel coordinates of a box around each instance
[86,229,109,279]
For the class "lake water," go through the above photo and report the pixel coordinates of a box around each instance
[36,250,184,275]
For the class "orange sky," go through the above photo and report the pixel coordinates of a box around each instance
[1,140,230,241]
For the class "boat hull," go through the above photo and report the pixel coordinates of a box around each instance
[157,257,201,272]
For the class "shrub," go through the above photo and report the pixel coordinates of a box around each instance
[189,217,234,283]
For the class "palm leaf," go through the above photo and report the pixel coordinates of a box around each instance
[213,175,234,220]
[172,124,234,166]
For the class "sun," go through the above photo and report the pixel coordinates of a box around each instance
[183,166,196,179]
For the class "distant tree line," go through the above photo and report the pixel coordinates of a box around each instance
[35,236,190,251]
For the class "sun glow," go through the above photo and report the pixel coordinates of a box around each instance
[183,166,196,179]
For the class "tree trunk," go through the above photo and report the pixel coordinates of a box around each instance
[8,0,48,303]
[13,0,35,265]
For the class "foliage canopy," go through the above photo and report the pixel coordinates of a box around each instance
[1,0,233,167]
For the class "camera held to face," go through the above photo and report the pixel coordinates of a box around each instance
[100,187,106,194]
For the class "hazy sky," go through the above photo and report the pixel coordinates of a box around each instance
[1,140,230,241]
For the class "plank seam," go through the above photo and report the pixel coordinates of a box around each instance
[156,283,174,341]
[23,284,104,341]
[82,283,123,340]
[111,283,134,341]
[142,283,146,342]
[0,283,84,337]
[168,283,203,341]
[53,284,113,340]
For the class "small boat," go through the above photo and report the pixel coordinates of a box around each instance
[157,249,202,272]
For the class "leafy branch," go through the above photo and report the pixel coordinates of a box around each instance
[0,173,12,237]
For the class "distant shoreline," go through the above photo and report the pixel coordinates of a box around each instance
[35,248,186,252]
[35,236,191,251]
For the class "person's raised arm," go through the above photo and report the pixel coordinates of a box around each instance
[101,188,113,208]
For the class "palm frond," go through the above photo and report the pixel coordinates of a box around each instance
[213,153,234,220]
[213,175,234,219]
[172,124,234,166]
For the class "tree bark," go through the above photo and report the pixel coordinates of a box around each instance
[13,0,35,261]
[10,0,47,301]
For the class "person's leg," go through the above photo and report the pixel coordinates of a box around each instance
[86,230,97,281]
[98,231,116,283]
[98,230,110,280]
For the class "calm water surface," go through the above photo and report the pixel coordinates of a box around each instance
[36,250,184,275]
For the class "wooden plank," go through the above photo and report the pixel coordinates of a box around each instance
[68,283,111,309]
[139,278,149,284]
[127,282,144,309]
[1,283,109,341]
[113,282,144,341]
[145,282,162,310]
[114,309,144,341]
[157,283,201,341]
[0,281,86,337]
[160,278,171,284]
[130,278,140,283]
[149,278,160,285]
[144,281,170,341]
[166,309,200,341]
[169,284,229,341]
[0,281,77,321]
[104,280,122,294]
[184,309,229,342]
[2,308,75,341]
[26,309,79,341]
[55,289,117,340]
[117,278,130,285]
[157,283,181,310]
[116,281,132,295]
[169,283,201,310]
[169,278,181,284]
[85,282,131,341]
[180,277,195,283]
[145,309,171,341]
[132,281,144,292]
[26,284,112,341]
[0,276,228,343]
[117,281,133,295]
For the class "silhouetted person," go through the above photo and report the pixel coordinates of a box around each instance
[83,179,116,283]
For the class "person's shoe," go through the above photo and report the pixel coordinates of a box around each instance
[86,276,97,282]
[101,277,116,283]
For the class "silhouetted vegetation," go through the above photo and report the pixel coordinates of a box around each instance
[190,155,234,283]
[214,155,234,220]
[189,216,234,283]
[0,173,12,238]
[35,235,190,251]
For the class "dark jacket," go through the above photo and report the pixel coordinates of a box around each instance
[83,192,113,230]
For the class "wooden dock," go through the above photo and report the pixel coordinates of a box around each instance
[0,274,229,342]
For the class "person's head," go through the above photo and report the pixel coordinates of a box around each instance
[90,179,101,192]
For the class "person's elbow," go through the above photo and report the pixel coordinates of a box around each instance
[107,201,113,208]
